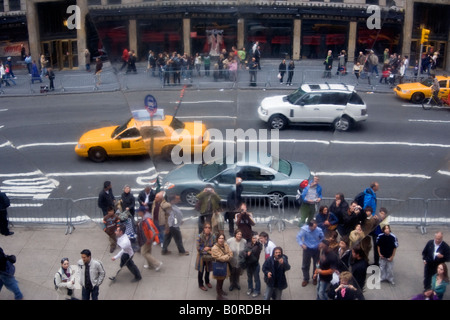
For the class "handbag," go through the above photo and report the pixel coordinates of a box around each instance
[201,252,214,262]
[212,261,227,277]
[277,73,282,79]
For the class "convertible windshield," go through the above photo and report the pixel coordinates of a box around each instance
[286,88,306,104]
[112,118,133,138]
[199,163,228,180]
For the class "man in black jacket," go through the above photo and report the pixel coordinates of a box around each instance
[262,246,291,300]
[0,247,23,299]
[422,231,450,289]
[0,191,13,236]
[98,181,115,216]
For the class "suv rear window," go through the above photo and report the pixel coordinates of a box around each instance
[348,92,364,105]
[320,92,349,105]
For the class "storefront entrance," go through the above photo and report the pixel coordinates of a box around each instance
[40,39,78,70]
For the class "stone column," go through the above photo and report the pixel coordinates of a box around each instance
[77,0,88,68]
[292,19,301,60]
[183,18,191,56]
[348,21,357,63]
[237,18,245,50]
[129,19,138,56]
[446,28,450,72]
[401,0,414,61]
[25,0,41,63]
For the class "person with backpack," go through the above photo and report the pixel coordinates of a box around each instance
[136,206,163,271]
[0,247,23,299]
[54,257,77,300]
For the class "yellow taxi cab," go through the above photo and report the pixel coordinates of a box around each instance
[393,75,449,103]
[75,109,210,162]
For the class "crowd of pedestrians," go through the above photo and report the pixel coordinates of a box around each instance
[1,176,449,300]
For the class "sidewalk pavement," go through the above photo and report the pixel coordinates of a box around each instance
[2,58,445,97]
[1,218,448,301]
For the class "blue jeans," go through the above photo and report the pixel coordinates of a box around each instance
[264,286,282,300]
[0,271,23,300]
[246,263,261,294]
[82,285,99,300]
[316,279,330,300]
[156,224,164,244]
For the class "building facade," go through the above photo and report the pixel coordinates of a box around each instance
[0,0,448,71]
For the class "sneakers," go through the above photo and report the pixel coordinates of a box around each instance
[251,292,260,298]
[246,289,252,296]
[155,261,163,271]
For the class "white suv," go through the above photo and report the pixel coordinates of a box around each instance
[258,84,368,131]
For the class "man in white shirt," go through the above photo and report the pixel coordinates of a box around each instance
[112,224,142,282]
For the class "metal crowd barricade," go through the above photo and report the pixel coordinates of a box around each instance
[423,198,450,234]
[8,197,74,235]
[71,197,104,231]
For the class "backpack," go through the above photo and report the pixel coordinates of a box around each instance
[54,272,61,290]
[354,191,365,208]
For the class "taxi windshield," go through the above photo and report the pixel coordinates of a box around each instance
[420,79,433,87]
[112,118,133,138]
[170,117,185,130]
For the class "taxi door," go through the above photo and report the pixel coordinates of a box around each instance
[110,127,147,156]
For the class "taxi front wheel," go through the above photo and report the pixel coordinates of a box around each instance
[88,147,107,162]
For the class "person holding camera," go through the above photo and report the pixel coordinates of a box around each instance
[235,203,255,243]
[196,185,221,234]
[262,246,291,300]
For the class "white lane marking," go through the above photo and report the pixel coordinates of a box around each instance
[402,104,422,108]
[314,172,432,179]
[438,170,450,177]
[330,140,450,148]
[45,167,156,177]
[0,109,7,112]
[409,119,450,124]
[16,142,77,149]
[0,141,13,148]
[175,116,237,119]
[171,100,235,104]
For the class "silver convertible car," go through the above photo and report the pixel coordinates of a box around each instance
[161,153,311,206]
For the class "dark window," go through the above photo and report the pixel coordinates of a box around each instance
[118,128,141,139]
[215,169,236,184]
[349,92,365,105]
[320,92,349,105]
[8,0,21,11]
[87,0,102,5]
[238,166,274,181]
[439,80,447,89]
[366,0,379,5]
[140,126,166,138]
[300,93,322,105]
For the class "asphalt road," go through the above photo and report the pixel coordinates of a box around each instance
[0,87,449,204]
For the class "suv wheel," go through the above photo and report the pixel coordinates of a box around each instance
[333,116,352,132]
[269,115,288,130]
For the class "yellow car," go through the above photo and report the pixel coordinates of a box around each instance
[394,75,449,103]
[75,109,209,162]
